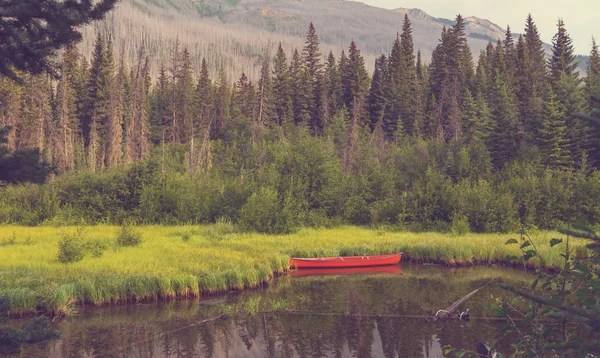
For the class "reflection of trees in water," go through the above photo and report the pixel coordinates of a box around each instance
[31,269,528,357]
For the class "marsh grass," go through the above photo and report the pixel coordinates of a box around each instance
[0,225,591,316]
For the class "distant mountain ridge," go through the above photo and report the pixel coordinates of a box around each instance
[80,0,587,81]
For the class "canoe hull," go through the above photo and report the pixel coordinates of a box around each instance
[290,265,402,278]
[290,253,402,269]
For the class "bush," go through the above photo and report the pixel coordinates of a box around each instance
[57,228,86,264]
[115,224,143,247]
[83,239,109,258]
[239,187,298,234]
[451,213,471,236]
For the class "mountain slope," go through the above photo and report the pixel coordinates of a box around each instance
[79,0,582,81]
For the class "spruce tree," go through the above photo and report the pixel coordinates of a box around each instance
[549,20,579,83]
[212,65,229,140]
[399,14,417,135]
[586,39,600,166]
[324,51,341,119]
[367,55,387,131]
[540,90,573,170]
[290,49,310,125]
[255,55,275,131]
[0,0,118,81]
[487,74,520,169]
[302,23,323,132]
[272,44,292,126]
[54,45,80,171]
[196,58,214,136]
[550,20,588,167]
[344,41,369,119]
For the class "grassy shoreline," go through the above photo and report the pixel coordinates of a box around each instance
[0,225,589,317]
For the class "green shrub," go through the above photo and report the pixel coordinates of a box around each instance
[451,213,471,236]
[83,239,109,258]
[57,228,86,263]
[239,187,298,234]
[115,225,143,247]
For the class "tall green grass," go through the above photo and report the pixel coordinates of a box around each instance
[0,225,589,316]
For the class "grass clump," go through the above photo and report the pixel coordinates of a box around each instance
[0,233,16,246]
[115,225,143,247]
[244,296,261,315]
[203,217,237,241]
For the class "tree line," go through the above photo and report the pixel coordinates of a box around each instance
[1,14,600,232]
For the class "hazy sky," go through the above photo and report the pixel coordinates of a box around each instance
[361,0,598,55]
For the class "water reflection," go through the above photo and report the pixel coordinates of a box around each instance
[6,265,531,357]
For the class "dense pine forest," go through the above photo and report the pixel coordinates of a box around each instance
[1,14,600,233]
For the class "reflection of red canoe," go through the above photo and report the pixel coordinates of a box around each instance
[290,253,402,269]
[290,265,402,278]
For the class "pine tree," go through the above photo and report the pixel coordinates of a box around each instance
[255,54,275,132]
[53,45,80,171]
[587,39,600,166]
[367,55,387,131]
[196,58,214,136]
[549,20,579,83]
[167,40,181,144]
[503,26,517,88]
[399,14,417,135]
[488,74,520,169]
[290,49,310,125]
[344,41,369,120]
[105,47,124,168]
[149,64,169,146]
[0,0,118,81]
[539,90,573,170]
[323,51,341,121]
[302,23,323,132]
[550,20,588,167]
[272,44,292,126]
[83,33,112,171]
[212,65,229,140]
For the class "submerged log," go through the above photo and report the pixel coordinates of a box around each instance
[426,285,486,322]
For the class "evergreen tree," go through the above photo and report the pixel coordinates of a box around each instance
[290,49,310,125]
[586,39,600,166]
[344,41,369,120]
[54,48,77,171]
[367,55,387,131]
[302,23,324,133]
[487,74,520,168]
[83,33,112,171]
[399,14,417,135]
[105,48,124,168]
[255,54,275,131]
[549,19,579,83]
[539,90,573,170]
[0,0,118,81]
[0,77,22,151]
[149,64,169,146]
[324,51,342,121]
[212,65,229,140]
[549,20,589,166]
[272,44,292,126]
[196,58,214,136]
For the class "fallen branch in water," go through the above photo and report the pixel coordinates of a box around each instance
[426,285,487,322]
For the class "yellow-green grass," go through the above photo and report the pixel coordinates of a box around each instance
[0,225,590,317]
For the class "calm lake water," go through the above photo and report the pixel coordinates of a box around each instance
[6,264,532,357]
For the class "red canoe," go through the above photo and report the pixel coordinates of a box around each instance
[290,265,402,278]
[289,253,402,269]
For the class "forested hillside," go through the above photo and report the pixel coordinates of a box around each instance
[1,13,600,233]
[78,0,559,80]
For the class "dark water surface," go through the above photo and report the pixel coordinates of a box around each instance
[9,264,532,357]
